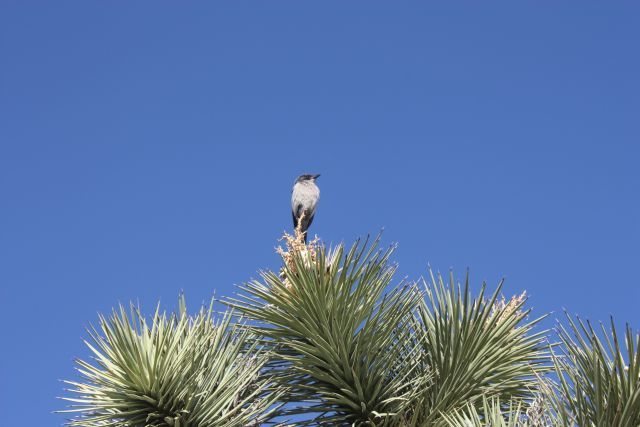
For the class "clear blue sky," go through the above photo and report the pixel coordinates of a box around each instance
[1,2,638,425]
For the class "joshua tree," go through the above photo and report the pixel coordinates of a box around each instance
[61,230,640,426]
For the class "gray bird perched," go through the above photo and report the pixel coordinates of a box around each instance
[291,174,320,243]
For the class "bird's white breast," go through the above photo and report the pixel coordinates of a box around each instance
[291,181,320,213]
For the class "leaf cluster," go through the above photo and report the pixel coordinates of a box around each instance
[61,236,640,427]
[228,238,549,426]
[552,316,640,426]
[61,297,281,427]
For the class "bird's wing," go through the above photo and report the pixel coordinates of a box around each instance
[291,184,300,212]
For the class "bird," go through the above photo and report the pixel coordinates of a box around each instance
[291,174,320,243]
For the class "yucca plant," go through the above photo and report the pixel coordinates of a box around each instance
[60,232,639,426]
[226,231,550,426]
[227,235,428,425]
[398,272,550,426]
[442,395,557,427]
[60,296,282,427]
[551,314,640,426]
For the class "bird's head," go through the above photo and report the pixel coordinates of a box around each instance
[295,174,320,184]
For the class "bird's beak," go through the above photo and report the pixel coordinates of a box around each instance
[313,174,321,179]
